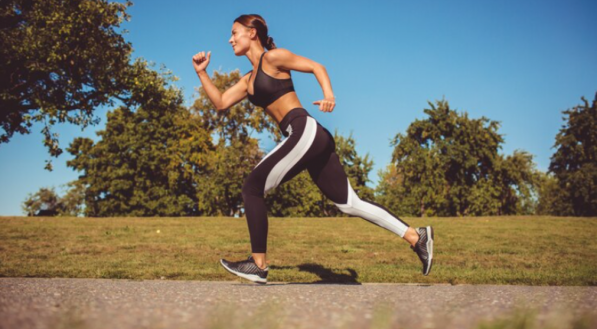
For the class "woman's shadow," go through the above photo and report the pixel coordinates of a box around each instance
[267,262,361,285]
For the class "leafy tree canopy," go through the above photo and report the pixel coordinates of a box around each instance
[66,60,213,217]
[377,99,537,217]
[549,92,597,216]
[1,0,135,170]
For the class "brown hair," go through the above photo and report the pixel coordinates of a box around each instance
[233,14,277,50]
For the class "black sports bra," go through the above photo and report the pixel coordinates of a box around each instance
[247,51,295,108]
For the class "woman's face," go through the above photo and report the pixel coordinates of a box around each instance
[229,22,254,56]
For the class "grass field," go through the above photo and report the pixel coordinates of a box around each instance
[0,216,595,285]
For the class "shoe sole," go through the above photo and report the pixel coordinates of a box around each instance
[424,226,434,276]
[219,259,267,284]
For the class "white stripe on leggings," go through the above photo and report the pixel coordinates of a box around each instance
[335,178,408,237]
[264,117,317,194]
[254,124,294,170]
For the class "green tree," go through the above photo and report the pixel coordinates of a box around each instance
[466,150,538,216]
[548,92,597,216]
[22,187,61,216]
[535,171,573,216]
[22,181,86,217]
[377,99,537,217]
[67,60,213,217]
[1,0,136,171]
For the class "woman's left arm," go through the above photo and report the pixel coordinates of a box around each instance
[266,48,335,112]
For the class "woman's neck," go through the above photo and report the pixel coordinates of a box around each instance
[247,46,266,68]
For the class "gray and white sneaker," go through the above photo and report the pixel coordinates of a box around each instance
[411,226,434,276]
[220,255,269,284]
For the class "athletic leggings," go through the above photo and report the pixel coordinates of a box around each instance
[242,107,410,253]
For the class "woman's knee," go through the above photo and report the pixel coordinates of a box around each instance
[333,181,361,215]
[242,174,264,198]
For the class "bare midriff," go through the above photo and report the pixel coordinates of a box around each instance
[263,91,303,124]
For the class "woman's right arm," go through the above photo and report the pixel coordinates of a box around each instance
[193,51,249,111]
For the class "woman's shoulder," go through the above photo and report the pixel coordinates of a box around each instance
[263,48,293,62]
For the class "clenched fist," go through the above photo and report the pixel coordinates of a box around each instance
[192,51,211,73]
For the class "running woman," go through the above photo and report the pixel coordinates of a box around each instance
[192,14,434,284]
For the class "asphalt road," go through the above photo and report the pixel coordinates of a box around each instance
[1,277,595,329]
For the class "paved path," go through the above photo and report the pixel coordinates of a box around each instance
[0,278,595,329]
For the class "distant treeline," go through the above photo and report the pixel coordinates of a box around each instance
[22,68,597,217]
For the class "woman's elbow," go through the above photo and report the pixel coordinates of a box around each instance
[215,99,228,111]
[313,63,326,74]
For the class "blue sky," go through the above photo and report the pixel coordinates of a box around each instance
[1,0,596,216]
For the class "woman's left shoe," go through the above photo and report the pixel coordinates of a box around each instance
[411,226,434,276]
[220,255,269,284]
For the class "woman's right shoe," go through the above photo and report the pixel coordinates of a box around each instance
[219,255,269,284]
[411,226,434,276]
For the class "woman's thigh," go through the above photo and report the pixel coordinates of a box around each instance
[244,116,333,195]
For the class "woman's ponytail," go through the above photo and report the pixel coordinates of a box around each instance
[266,36,277,50]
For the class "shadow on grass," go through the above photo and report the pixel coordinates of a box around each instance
[271,262,361,285]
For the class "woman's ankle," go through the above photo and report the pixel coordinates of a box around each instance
[404,227,420,247]
[252,253,268,269]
